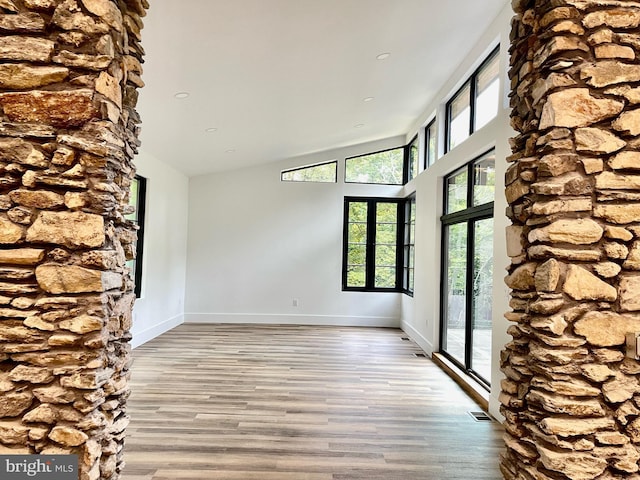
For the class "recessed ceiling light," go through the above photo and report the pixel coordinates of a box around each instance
[354,124,365,129]
[205,127,218,133]
[174,92,190,99]
[376,52,391,60]
[363,97,374,102]
[225,149,236,153]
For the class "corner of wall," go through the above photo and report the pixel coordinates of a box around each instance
[401,321,434,355]
[131,312,184,349]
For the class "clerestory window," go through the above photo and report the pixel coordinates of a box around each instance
[446,47,500,152]
[345,147,405,185]
[281,161,337,183]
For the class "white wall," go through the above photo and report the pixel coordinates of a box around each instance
[185,136,406,327]
[400,3,513,420]
[131,149,189,347]
[138,1,514,420]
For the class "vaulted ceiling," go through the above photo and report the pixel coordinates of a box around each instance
[137,0,509,177]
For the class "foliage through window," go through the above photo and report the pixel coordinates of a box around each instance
[425,119,437,168]
[446,47,500,152]
[407,136,419,181]
[345,147,404,185]
[281,161,337,183]
[126,175,146,298]
[343,197,404,291]
[440,149,495,387]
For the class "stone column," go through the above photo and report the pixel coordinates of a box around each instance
[502,1,640,479]
[0,1,147,479]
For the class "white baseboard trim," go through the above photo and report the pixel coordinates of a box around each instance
[401,322,434,354]
[184,313,400,328]
[489,391,505,422]
[131,314,184,349]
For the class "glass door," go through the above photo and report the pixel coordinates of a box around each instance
[440,151,495,386]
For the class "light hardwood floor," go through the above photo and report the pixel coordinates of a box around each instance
[122,324,504,480]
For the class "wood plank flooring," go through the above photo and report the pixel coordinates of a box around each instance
[122,324,504,480]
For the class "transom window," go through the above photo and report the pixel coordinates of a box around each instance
[345,147,404,185]
[281,161,337,182]
[446,47,500,152]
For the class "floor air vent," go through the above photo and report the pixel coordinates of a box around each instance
[468,411,492,422]
[413,353,427,358]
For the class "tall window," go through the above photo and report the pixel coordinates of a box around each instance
[446,47,500,152]
[425,119,437,168]
[345,147,404,185]
[343,198,403,291]
[281,161,337,182]
[403,195,416,294]
[440,150,495,386]
[407,136,419,182]
[126,175,147,298]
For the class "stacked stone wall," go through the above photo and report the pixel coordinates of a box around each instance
[503,1,640,479]
[0,1,147,479]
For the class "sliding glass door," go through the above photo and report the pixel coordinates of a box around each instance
[440,150,495,386]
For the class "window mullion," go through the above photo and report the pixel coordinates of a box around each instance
[396,202,404,290]
[365,200,377,290]
[403,145,409,185]
[403,200,411,291]
[446,103,452,153]
[424,126,429,170]
[441,203,494,225]
[469,76,477,136]
[464,219,475,371]
[342,200,350,290]
[467,162,474,210]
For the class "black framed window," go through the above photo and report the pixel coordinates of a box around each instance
[281,160,337,183]
[126,175,147,298]
[344,140,425,186]
[407,136,419,182]
[446,47,500,152]
[440,149,495,387]
[343,197,404,291]
[425,119,437,169]
[403,195,416,295]
[447,83,471,152]
[345,147,404,185]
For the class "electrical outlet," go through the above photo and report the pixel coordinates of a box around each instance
[292,298,299,307]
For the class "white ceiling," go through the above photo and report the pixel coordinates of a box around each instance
[137,0,509,177]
